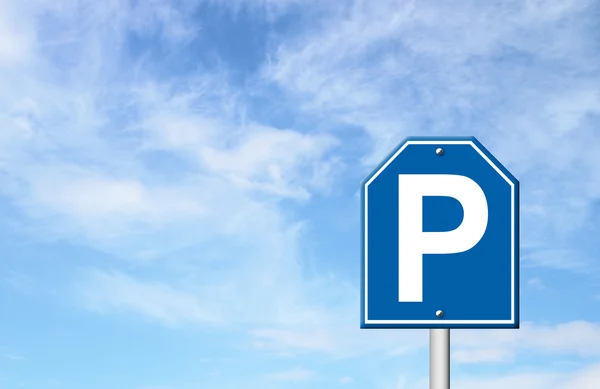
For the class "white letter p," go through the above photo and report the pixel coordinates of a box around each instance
[398,174,488,302]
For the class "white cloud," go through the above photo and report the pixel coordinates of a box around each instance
[265,367,314,382]
[251,328,340,353]
[130,79,341,200]
[521,248,597,272]
[200,125,339,199]
[339,376,353,385]
[453,362,600,389]
[74,205,316,327]
[527,277,546,290]
[392,361,600,389]
[248,316,600,362]
[263,0,600,273]
[394,376,408,389]
[76,264,427,356]
[1,4,599,389]
[0,0,341,262]
[76,269,225,326]
[3,272,35,295]
[218,0,320,21]
[0,1,35,65]
[5,354,25,361]
[27,169,203,221]
[0,0,346,337]
[47,378,63,387]
[3,101,333,255]
[452,321,600,364]
[453,347,515,364]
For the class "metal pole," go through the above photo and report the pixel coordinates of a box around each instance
[429,329,450,389]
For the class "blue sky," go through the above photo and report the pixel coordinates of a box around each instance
[1,0,600,388]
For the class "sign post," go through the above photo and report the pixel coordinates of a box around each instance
[361,137,519,388]
[430,329,449,389]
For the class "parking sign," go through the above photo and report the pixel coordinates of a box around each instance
[361,137,519,329]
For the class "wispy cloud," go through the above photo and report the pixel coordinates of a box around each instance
[47,378,63,387]
[75,255,600,362]
[74,205,337,329]
[339,376,353,385]
[453,347,515,364]
[452,321,600,364]
[3,272,35,294]
[453,362,600,389]
[527,277,546,290]
[521,249,592,272]
[0,0,340,263]
[75,269,224,326]
[1,1,599,388]
[265,367,314,382]
[264,0,600,273]
[5,354,25,361]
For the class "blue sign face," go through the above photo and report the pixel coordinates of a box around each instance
[361,137,519,329]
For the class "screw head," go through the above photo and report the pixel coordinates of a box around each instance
[436,148,444,156]
[435,310,444,318]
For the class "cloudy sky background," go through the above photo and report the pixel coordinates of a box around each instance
[1,0,599,388]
